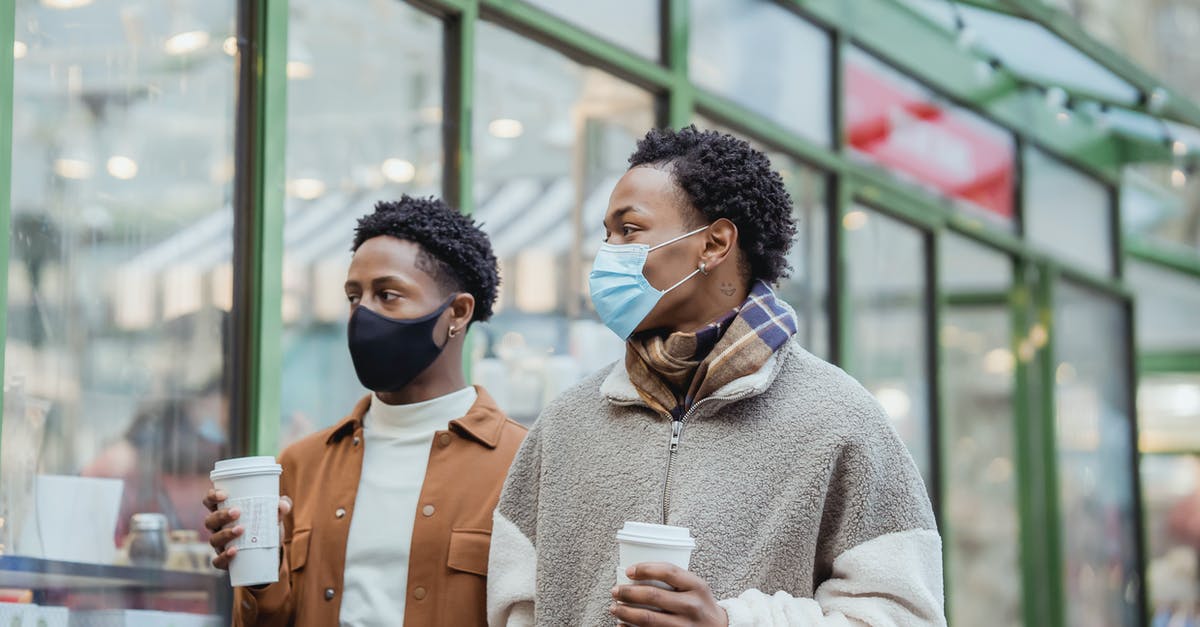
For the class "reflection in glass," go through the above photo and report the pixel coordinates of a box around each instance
[471,22,655,423]
[940,233,1021,627]
[521,0,659,60]
[278,1,444,447]
[845,207,932,482]
[1127,259,1200,355]
[1024,148,1114,276]
[1053,281,1140,626]
[1141,453,1200,624]
[692,117,830,359]
[3,0,236,610]
[844,47,1016,229]
[1122,167,1200,255]
[690,0,831,145]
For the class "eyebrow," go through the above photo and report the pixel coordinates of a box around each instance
[344,275,413,291]
[605,205,644,228]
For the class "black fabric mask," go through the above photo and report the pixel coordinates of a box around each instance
[347,297,455,392]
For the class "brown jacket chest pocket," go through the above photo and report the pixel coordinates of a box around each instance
[446,529,490,576]
[287,528,311,572]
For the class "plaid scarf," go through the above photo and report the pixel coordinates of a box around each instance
[626,281,799,419]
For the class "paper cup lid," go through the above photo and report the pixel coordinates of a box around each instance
[211,456,282,481]
[616,521,695,549]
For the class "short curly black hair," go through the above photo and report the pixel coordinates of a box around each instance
[628,125,796,283]
[352,195,500,323]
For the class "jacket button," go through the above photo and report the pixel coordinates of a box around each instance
[422,504,435,517]
[438,433,451,447]
[324,588,335,600]
[413,586,427,600]
[335,507,346,519]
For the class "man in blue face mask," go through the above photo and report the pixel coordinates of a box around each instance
[489,127,946,627]
[203,196,526,626]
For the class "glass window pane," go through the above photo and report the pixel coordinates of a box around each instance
[939,234,1021,627]
[1121,168,1200,256]
[692,117,830,359]
[1127,259,1200,354]
[471,22,655,423]
[1139,373,1200,454]
[521,0,659,60]
[1025,147,1115,276]
[1141,453,1200,623]
[690,0,831,145]
[277,1,444,447]
[845,47,1017,229]
[1053,281,1140,626]
[846,207,932,483]
[4,0,236,609]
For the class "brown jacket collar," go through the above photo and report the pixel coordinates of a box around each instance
[325,385,508,448]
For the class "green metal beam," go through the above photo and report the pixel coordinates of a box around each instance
[1140,351,1200,374]
[237,0,287,456]
[665,0,692,127]
[445,0,477,214]
[479,0,672,93]
[998,0,1200,130]
[1126,238,1200,279]
[0,0,16,460]
[1037,265,1067,627]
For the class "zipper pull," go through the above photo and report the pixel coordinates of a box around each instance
[669,420,683,452]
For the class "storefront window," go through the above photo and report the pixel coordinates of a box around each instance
[1122,168,1200,255]
[693,116,831,359]
[1127,259,1200,356]
[1142,451,1200,624]
[939,233,1021,627]
[470,21,655,423]
[689,0,831,145]
[1025,148,1115,276]
[1053,281,1140,626]
[845,206,933,483]
[3,0,236,611]
[521,0,659,61]
[276,1,444,447]
[845,48,1017,229]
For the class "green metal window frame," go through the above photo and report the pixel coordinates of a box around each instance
[3,0,1191,623]
[0,0,14,460]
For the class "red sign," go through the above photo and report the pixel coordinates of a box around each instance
[846,55,1015,219]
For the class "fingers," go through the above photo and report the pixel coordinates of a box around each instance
[211,545,238,571]
[203,507,240,534]
[609,601,686,627]
[612,584,698,616]
[624,563,704,592]
[202,489,227,513]
[279,495,292,518]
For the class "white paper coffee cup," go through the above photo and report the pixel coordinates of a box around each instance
[210,456,283,587]
[615,521,696,588]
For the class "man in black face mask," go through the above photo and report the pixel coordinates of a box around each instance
[203,196,526,626]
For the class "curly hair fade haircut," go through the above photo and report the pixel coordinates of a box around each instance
[352,195,500,323]
[628,125,797,283]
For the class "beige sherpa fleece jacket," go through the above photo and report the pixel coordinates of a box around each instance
[487,340,946,626]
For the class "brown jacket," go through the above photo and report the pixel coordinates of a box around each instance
[233,386,526,626]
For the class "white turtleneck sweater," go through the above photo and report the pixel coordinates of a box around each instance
[339,387,478,627]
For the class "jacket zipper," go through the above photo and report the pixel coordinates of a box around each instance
[661,401,706,525]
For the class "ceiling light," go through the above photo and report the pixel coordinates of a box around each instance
[41,0,93,8]
[381,158,416,183]
[222,36,238,57]
[842,210,868,231]
[1173,140,1188,157]
[13,41,27,60]
[54,158,92,179]
[287,178,326,200]
[106,156,139,180]
[286,61,313,80]
[1172,168,1188,188]
[164,30,210,56]
[488,118,524,139]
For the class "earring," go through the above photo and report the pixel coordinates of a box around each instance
[698,262,710,276]
[448,326,458,340]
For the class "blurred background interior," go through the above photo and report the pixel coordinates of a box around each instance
[1,0,1199,624]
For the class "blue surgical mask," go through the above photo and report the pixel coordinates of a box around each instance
[588,226,709,340]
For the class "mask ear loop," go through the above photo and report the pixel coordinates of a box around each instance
[663,267,703,293]
[647,225,710,252]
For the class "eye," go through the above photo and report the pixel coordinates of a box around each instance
[620,224,637,237]
[346,294,361,305]
[379,291,401,302]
